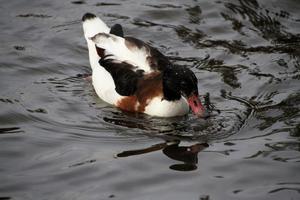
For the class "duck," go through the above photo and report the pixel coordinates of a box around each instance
[82,13,205,117]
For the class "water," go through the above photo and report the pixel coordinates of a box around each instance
[0,0,299,199]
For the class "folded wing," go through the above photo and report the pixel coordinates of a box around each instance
[90,31,171,73]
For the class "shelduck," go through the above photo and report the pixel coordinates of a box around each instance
[82,13,205,117]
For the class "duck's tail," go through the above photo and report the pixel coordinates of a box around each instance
[82,13,110,39]
[82,13,110,70]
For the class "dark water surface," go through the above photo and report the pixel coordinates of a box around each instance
[1,0,300,199]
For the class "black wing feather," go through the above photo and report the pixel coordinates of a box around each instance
[110,24,124,38]
[99,58,143,96]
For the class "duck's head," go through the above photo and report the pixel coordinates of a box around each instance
[162,66,205,117]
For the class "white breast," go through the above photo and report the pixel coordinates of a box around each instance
[144,97,189,117]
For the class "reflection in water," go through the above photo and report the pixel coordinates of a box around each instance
[186,6,202,24]
[291,123,300,137]
[224,0,300,44]
[171,0,300,58]
[163,142,209,171]
[255,93,300,131]
[0,197,12,200]
[245,140,300,162]
[16,14,51,18]
[117,141,209,171]
[0,127,23,134]
[175,25,206,47]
